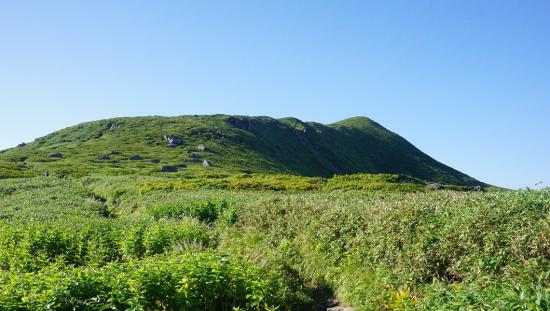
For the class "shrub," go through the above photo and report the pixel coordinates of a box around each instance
[0,252,296,310]
[146,199,232,223]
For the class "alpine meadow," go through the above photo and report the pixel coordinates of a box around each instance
[0,115,547,310]
[1,1,550,310]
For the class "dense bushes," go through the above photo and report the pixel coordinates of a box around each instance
[146,199,234,223]
[138,173,426,193]
[0,176,547,310]
[0,218,212,272]
[0,251,292,310]
[221,190,550,309]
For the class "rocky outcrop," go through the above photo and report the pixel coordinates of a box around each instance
[161,165,178,172]
[227,116,257,132]
[426,183,443,190]
[163,135,182,147]
[97,155,110,160]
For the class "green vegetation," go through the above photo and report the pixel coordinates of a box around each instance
[137,173,430,193]
[1,115,545,309]
[0,175,547,310]
[0,251,293,310]
[0,115,484,186]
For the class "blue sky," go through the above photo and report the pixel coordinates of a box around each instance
[0,1,548,189]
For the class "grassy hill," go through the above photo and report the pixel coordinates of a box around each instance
[0,115,547,310]
[0,114,482,186]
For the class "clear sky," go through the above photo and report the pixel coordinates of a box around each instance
[1,1,548,189]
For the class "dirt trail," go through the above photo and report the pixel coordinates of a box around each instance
[310,287,356,311]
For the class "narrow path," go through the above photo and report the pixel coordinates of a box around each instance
[310,286,356,311]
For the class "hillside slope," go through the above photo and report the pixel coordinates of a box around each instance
[0,115,482,186]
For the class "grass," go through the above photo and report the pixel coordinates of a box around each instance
[0,115,484,186]
[0,175,546,310]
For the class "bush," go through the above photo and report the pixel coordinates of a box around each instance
[146,199,232,223]
[222,190,550,309]
[0,218,213,271]
[0,252,295,310]
[137,173,424,193]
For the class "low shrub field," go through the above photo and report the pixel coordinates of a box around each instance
[0,176,547,310]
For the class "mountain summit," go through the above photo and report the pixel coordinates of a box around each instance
[0,115,482,186]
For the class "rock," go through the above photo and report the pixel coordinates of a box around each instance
[215,129,223,138]
[16,143,26,148]
[202,160,212,168]
[108,123,119,131]
[161,165,178,172]
[107,151,122,156]
[197,144,206,152]
[163,135,182,147]
[48,153,63,158]
[185,158,201,163]
[227,116,256,132]
[128,155,142,160]
[44,170,49,177]
[149,159,161,164]
[426,183,443,190]
[471,185,483,192]
[190,153,201,159]
[97,154,110,160]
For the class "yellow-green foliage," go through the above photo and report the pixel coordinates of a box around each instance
[0,162,37,179]
[0,176,546,310]
[0,251,293,310]
[138,173,425,193]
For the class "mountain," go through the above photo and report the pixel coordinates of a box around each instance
[0,115,483,186]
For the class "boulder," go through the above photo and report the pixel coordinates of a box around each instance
[197,144,206,152]
[48,153,63,158]
[202,160,212,168]
[149,159,161,164]
[471,185,483,192]
[97,154,110,160]
[163,135,182,147]
[426,183,443,190]
[190,153,201,159]
[215,129,224,138]
[107,151,122,156]
[128,155,142,160]
[185,158,201,163]
[16,143,26,148]
[161,165,178,172]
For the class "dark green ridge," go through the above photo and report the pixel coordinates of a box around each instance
[0,114,483,186]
